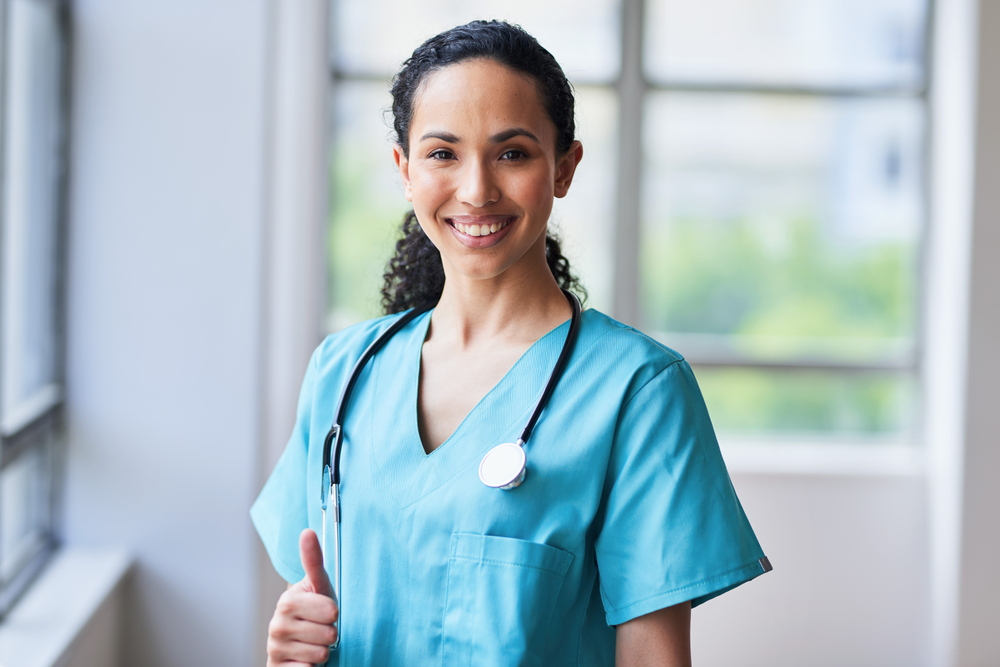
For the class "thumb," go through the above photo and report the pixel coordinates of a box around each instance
[299,528,333,597]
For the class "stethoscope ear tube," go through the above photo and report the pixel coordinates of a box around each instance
[321,479,342,650]
[322,302,434,491]
[517,290,581,444]
[319,303,431,653]
[478,290,581,490]
[317,292,581,652]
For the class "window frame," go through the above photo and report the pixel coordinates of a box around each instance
[326,0,933,444]
[0,0,70,619]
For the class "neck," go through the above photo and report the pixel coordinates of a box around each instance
[429,256,572,350]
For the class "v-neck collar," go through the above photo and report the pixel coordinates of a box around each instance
[366,308,572,509]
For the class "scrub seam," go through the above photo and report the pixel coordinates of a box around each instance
[607,559,764,613]
[449,555,567,576]
[470,557,482,667]
[273,554,302,581]
[538,552,571,664]
[618,359,684,412]
[441,556,454,667]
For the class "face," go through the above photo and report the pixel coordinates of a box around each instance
[393,59,583,285]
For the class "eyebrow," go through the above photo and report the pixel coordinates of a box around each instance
[490,127,541,144]
[418,127,541,144]
[419,131,460,143]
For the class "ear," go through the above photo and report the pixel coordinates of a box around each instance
[553,140,584,199]
[393,144,413,202]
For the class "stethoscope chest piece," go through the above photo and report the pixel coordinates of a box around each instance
[478,441,526,489]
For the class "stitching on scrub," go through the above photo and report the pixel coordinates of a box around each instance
[577,316,686,408]
[599,359,685,501]
[662,360,746,521]
[607,559,762,612]
[611,359,739,523]
[409,310,432,458]
[274,551,304,583]
[441,556,454,666]
[537,550,574,663]
[619,358,684,413]
[449,555,567,575]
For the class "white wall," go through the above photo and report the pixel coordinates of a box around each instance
[56,1,999,666]
[692,473,930,667]
[956,0,1000,663]
[63,2,268,666]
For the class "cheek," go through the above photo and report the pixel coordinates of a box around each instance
[409,171,450,207]
[509,173,555,211]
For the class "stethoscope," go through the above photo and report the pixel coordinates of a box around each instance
[319,289,581,649]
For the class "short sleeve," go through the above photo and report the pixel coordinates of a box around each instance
[249,349,318,584]
[595,359,769,626]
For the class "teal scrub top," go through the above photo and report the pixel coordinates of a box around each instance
[251,308,770,666]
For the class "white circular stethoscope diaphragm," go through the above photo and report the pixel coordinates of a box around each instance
[478,442,527,489]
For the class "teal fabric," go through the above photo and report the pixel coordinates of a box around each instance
[251,308,769,666]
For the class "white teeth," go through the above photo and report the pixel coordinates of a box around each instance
[456,219,509,236]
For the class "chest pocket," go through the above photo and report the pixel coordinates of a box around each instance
[441,533,573,667]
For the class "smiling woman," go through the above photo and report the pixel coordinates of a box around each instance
[252,20,769,667]
[396,61,580,265]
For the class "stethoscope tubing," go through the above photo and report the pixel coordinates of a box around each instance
[319,289,581,652]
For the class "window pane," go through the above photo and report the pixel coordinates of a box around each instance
[0,443,51,582]
[645,0,928,88]
[640,93,923,365]
[1,0,64,435]
[327,80,409,329]
[691,366,916,437]
[332,0,621,82]
[548,86,617,313]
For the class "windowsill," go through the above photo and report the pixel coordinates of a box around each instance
[0,547,131,667]
[720,439,925,476]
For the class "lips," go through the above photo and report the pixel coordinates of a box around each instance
[446,215,516,247]
[449,217,512,237]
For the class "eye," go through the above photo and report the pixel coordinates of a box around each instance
[500,149,527,161]
[428,149,455,161]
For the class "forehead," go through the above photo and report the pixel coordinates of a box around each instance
[410,60,553,140]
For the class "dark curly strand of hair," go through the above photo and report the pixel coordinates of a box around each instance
[380,20,586,314]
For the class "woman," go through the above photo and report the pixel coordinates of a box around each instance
[252,20,769,667]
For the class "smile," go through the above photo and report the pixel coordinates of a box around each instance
[450,217,513,237]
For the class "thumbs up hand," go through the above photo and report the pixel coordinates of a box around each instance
[299,528,333,597]
[266,529,339,667]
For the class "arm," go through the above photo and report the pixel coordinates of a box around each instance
[615,601,692,667]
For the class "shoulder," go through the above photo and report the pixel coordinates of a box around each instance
[574,308,688,404]
[577,308,684,365]
[311,311,416,377]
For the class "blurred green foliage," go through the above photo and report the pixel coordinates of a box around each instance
[328,147,920,438]
[694,367,914,435]
[642,216,915,340]
[642,216,918,436]
[327,145,410,326]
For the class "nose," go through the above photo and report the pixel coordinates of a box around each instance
[456,159,500,208]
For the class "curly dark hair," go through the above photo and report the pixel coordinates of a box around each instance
[380,20,586,314]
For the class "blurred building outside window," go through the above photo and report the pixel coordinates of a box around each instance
[0,0,67,618]
[325,0,930,445]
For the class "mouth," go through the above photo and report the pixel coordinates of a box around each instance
[448,216,514,238]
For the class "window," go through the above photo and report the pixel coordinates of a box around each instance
[326,0,929,442]
[0,0,68,616]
